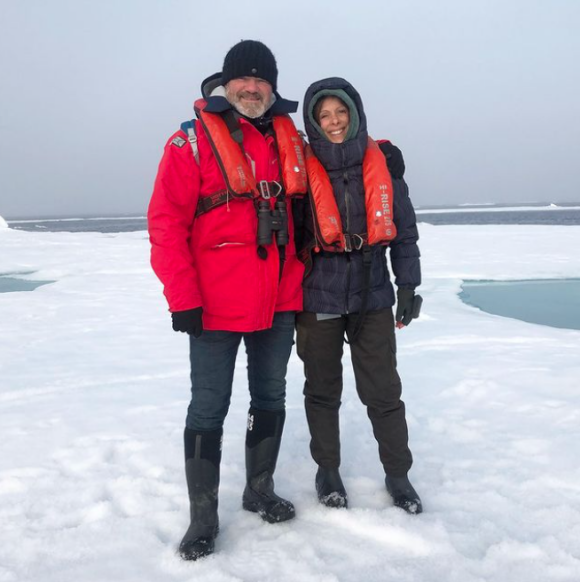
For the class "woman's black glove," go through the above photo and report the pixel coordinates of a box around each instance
[171,307,203,337]
[395,289,422,327]
[379,142,406,179]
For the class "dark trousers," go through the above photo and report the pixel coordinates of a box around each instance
[296,309,413,477]
[186,311,296,431]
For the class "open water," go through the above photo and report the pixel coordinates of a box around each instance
[417,208,580,226]
[459,279,580,331]
[0,272,54,293]
[4,207,580,333]
[6,216,148,233]
[4,202,580,233]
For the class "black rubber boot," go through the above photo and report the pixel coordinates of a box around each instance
[316,467,348,509]
[179,428,222,561]
[242,408,295,523]
[385,474,423,514]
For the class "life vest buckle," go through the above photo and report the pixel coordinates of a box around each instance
[259,180,282,200]
[344,233,365,252]
[352,234,365,250]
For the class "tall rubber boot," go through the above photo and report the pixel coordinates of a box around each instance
[385,474,423,515]
[179,428,222,561]
[242,408,295,523]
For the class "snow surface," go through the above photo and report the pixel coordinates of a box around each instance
[0,215,8,229]
[1,224,580,582]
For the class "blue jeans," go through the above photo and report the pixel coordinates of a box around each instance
[186,311,296,431]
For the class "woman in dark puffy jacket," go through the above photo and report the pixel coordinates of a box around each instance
[295,77,423,513]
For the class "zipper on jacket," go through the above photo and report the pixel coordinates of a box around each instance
[343,171,351,235]
[343,170,351,314]
[345,253,351,314]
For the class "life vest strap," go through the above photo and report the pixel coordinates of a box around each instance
[195,182,283,217]
[186,125,200,165]
[195,190,230,217]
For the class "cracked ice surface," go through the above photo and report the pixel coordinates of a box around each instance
[1,224,580,582]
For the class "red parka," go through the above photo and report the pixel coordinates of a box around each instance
[148,111,305,332]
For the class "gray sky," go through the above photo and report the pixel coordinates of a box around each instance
[1,0,579,218]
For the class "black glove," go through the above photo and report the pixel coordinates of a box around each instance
[379,142,406,179]
[395,289,422,326]
[171,307,203,337]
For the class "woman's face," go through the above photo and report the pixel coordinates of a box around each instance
[316,97,350,143]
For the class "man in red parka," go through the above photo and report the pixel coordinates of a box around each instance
[148,40,307,561]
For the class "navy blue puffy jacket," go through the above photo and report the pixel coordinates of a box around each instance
[295,77,421,314]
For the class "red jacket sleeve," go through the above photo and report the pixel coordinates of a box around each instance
[147,131,202,312]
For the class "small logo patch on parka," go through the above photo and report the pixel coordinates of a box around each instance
[171,136,186,148]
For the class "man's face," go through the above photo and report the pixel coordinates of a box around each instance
[225,76,273,119]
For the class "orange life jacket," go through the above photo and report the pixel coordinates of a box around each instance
[193,99,307,200]
[305,138,397,252]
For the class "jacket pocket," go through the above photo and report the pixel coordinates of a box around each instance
[211,241,248,249]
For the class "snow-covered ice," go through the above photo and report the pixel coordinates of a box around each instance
[1,222,580,582]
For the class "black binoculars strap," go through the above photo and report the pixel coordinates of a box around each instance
[278,245,286,282]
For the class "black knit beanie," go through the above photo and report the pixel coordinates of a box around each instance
[222,40,278,91]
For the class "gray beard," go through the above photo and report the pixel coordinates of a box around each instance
[231,100,267,119]
[225,87,271,119]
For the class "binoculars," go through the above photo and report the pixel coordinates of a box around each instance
[257,199,289,246]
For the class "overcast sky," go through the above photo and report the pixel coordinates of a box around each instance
[1,0,579,218]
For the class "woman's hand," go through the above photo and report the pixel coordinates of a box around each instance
[395,289,423,328]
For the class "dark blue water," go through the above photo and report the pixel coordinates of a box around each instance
[4,202,580,232]
[6,216,147,233]
[416,202,580,226]
[417,208,580,226]
[459,279,580,331]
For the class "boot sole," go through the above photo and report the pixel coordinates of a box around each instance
[394,500,423,514]
[318,493,348,509]
[179,530,218,561]
[242,499,296,523]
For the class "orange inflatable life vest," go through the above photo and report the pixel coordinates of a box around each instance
[194,99,307,199]
[305,138,397,252]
